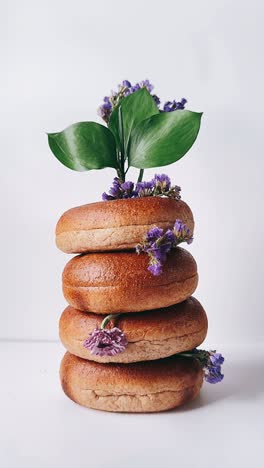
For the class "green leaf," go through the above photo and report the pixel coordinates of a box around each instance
[48,122,117,171]
[128,110,202,169]
[109,88,159,154]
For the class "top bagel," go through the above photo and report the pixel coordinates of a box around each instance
[56,197,194,253]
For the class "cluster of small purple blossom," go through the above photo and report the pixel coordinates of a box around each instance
[205,351,225,383]
[98,79,187,123]
[102,174,181,201]
[182,349,225,384]
[83,326,128,357]
[136,219,193,276]
[163,98,187,112]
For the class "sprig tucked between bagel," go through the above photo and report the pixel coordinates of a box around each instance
[83,313,224,384]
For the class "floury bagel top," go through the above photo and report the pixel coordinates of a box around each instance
[55,197,194,254]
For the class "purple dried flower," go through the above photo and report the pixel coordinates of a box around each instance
[102,192,114,201]
[98,80,188,124]
[148,261,163,276]
[147,229,174,274]
[177,98,187,109]
[206,350,225,384]
[170,185,181,200]
[136,226,170,276]
[102,178,138,200]
[205,366,224,384]
[121,180,136,198]
[152,174,181,199]
[210,352,224,366]
[152,94,161,106]
[145,226,175,247]
[163,98,187,112]
[146,231,175,276]
[98,79,160,123]
[136,180,154,197]
[138,227,174,275]
[83,327,128,356]
[132,83,140,92]
[174,219,193,244]
[109,177,123,198]
[98,96,113,122]
[103,174,181,201]
[182,348,224,384]
[103,96,112,107]
[152,173,171,192]
[137,218,193,275]
[140,79,154,93]
[122,80,131,87]
[163,101,173,112]
[162,229,176,245]
[151,240,171,263]
[145,226,164,243]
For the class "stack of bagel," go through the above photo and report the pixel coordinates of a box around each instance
[57,196,208,412]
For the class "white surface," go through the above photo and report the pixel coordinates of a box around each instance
[2,0,264,343]
[0,341,263,468]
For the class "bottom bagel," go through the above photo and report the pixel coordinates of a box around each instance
[60,352,204,413]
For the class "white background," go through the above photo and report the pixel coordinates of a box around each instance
[1,1,264,466]
[2,0,264,344]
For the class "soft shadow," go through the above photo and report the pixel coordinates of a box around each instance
[173,358,264,412]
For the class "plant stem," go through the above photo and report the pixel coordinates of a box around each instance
[137,169,144,183]
[117,165,125,182]
[118,107,125,181]
[100,314,122,329]
[177,352,193,358]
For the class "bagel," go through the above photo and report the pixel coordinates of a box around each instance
[62,247,198,313]
[56,197,194,253]
[60,352,203,412]
[59,297,207,363]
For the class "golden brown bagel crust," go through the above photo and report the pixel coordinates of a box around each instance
[56,197,194,253]
[60,352,203,412]
[59,297,207,363]
[62,247,198,313]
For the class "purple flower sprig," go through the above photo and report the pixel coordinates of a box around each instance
[136,219,193,276]
[102,174,181,201]
[98,79,187,123]
[98,79,156,123]
[179,349,224,384]
[102,178,137,201]
[162,98,187,112]
[83,314,128,357]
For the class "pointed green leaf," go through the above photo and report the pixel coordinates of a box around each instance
[48,122,117,171]
[109,88,159,153]
[128,110,202,169]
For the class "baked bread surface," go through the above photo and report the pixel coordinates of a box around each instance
[56,197,194,253]
[60,352,203,412]
[62,247,198,313]
[59,297,207,363]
